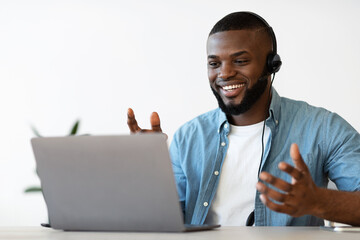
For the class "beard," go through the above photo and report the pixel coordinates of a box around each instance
[211,76,268,116]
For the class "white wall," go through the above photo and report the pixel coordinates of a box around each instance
[0,0,359,226]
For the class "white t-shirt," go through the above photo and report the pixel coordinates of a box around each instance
[205,121,270,226]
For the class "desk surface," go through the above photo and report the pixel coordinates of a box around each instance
[1,226,359,240]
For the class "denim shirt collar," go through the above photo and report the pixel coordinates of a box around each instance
[217,87,281,133]
[267,88,281,132]
[217,109,228,134]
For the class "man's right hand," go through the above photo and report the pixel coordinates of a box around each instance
[127,108,163,134]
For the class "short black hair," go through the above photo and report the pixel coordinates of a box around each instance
[209,12,270,36]
[209,12,274,51]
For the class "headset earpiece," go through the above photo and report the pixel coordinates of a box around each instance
[267,53,282,74]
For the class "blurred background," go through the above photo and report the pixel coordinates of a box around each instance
[1,0,359,226]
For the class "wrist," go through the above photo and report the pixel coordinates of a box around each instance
[311,187,328,218]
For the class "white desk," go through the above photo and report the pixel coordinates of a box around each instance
[0,226,358,240]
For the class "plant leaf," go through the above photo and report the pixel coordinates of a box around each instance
[31,125,42,137]
[69,120,80,135]
[24,186,42,193]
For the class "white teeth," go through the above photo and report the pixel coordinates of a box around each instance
[222,84,245,91]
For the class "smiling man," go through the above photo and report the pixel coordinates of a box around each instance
[208,28,272,125]
[127,12,360,226]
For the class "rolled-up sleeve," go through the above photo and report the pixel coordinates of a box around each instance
[324,112,360,191]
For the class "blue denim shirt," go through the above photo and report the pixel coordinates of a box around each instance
[169,88,360,226]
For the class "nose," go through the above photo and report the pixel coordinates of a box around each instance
[218,63,236,80]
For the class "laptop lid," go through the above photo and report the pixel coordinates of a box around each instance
[31,134,189,232]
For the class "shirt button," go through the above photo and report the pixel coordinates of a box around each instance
[214,171,219,176]
[221,142,226,147]
[224,123,228,128]
[275,120,279,125]
[203,202,209,207]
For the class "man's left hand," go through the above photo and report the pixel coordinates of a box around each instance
[256,143,321,217]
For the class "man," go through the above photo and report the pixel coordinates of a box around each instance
[127,12,360,226]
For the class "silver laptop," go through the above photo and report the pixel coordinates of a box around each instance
[31,134,219,232]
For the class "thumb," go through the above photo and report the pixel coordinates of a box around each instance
[150,112,162,132]
[290,143,308,172]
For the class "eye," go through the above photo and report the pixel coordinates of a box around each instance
[234,59,248,65]
[208,61,220,68]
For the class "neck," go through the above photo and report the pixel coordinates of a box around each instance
[227,84,272,126]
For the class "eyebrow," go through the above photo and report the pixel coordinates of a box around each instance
[207,51,248,59]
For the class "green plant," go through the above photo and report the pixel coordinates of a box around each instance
[24,120,81,193]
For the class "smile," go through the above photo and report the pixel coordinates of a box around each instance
[222,84,245,91]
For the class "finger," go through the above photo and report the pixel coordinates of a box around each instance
[259,194,295,215]
[290,143,309,172]
[259,172,293,192]
[278,162,303,181]
[256,182,289,203]
[127,108,141,133]
[150,112,162,132]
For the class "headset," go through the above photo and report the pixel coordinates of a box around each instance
[242,12,282,226]
[244,11,282,74]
